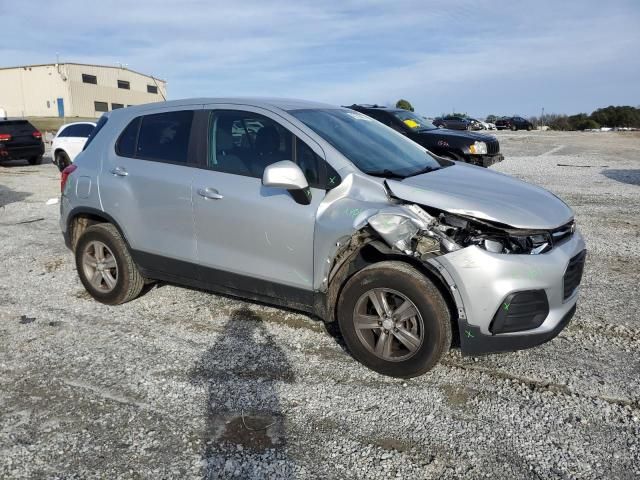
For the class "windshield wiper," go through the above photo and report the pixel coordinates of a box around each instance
[366,169,406,179]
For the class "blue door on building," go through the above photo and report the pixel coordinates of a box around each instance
[57,98,64,117]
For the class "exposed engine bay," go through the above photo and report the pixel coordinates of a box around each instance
[366,203,575,259]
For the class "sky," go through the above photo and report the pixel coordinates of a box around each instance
[2,0,639,118]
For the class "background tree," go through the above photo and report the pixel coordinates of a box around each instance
[396,99,414,112]
[485,115,498,123]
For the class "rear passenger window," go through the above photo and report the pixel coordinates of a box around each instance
[137,111,193,163]
[116,111,193,163]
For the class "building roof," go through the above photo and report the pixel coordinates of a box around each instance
[0,62,166,83]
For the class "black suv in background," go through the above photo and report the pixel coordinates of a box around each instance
[432,115,472,130]
[0,119,45,164]
[495,116,534,131]
[348,105,503,167]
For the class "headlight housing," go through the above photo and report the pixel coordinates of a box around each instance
[468,141,487,155]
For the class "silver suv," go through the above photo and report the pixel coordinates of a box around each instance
[60,98,586,378]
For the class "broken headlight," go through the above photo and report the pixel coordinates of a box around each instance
[440,214,554,254]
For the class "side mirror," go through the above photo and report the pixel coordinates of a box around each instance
[262,160,311,205]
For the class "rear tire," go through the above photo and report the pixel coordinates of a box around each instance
[75,223,145,305]
[28,155,43,165]
[55,151,70,172]
[337,261,451,378]
[510,125,517,131]
[527,125,532,131]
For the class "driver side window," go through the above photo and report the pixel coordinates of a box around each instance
[207,110,332,189]
[208,110,292,179]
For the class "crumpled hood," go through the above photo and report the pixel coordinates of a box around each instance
[385,163,573,229]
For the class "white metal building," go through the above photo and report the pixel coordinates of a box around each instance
[0,63,167,119]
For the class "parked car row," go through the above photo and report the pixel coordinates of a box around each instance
[432,115,496,131]
[59,97,585,378]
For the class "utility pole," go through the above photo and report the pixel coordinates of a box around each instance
[541,107,544,130]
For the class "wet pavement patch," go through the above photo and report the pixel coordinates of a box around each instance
[218,414,283,451]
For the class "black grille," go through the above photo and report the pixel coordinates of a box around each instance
[563,250,586,300]
[487,140,500,155]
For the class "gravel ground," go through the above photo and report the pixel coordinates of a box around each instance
[1,131,639,479]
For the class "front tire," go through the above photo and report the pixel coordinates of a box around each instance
[337,261,451,378]
[510,124,517,131]
[75,223,145,305]
[28,155,43,165]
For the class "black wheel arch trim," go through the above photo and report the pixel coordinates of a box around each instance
[64,206,133,252]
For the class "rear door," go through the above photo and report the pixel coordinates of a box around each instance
[192,105,328,303]
[99,107,202,277]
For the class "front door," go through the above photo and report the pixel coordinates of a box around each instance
[192,107,327,304]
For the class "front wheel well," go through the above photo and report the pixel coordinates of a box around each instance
[326,241,459,339]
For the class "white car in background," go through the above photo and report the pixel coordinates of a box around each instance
[52,121,96,171]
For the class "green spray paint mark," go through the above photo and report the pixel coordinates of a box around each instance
[345,208,362,218]
[329,176,336,185]
[503,302,510,311]
[465,330,474,339]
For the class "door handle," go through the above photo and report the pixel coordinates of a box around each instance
[110,166,128,177]
[197,187,223,200]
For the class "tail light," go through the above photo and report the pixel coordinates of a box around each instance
[61,164,77,193]
[32,131,42,139]
[0,133,11,142]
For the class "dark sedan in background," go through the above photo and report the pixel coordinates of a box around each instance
[348,105,503,167]
[496,116,534,131]
[432,115,472,130]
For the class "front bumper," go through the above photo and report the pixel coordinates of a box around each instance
[466,153,504,168]
[431,229,586,355]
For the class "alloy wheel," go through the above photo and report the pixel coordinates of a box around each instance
[81,240,118,293]
[353,288,424,362]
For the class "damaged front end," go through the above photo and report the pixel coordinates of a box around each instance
[365,203,576,260]
[326,200,585,357]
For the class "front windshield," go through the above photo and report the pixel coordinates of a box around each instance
[290,109,447,178]
[392,110,438,131]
